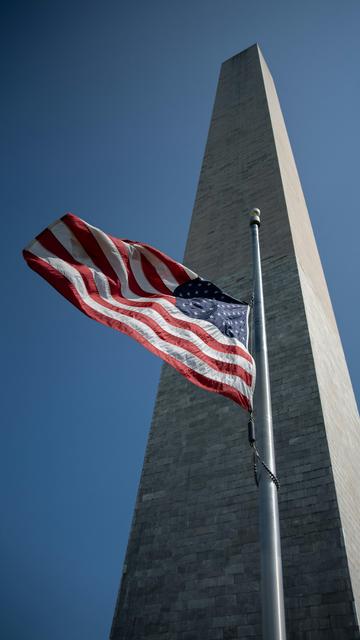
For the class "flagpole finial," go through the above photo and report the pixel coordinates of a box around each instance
[249,208,261,226]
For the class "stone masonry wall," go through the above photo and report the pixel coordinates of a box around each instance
[110,45,360,640]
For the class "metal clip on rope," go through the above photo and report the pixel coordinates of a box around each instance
[248,414,280,491]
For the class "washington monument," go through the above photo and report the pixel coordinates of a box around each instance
[110,44,360,640]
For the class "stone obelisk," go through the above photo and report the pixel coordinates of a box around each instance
[110,44,360,640]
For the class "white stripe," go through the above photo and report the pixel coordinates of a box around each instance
[51,220,97,268]
[85,220,161,295]
[81,222,134,296]
[121,240,162,295]
[30,242,253,399]
[132,243,180,291]
[133,243,198,284]
[182,264,198,279]
[35,226,254,362]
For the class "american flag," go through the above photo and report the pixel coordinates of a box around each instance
[23,213,255,411]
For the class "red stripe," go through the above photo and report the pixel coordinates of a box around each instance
[36,228,110,302]
[61,213,120,298]
[125,241,193,285]
[110,236,164,298]
[36,226,253,365]
[140,253,173,295]
[23,250,252,411]
[63,214,172,299]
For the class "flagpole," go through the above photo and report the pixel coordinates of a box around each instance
[249,208,287,640]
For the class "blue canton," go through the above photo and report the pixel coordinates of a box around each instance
[174,278,249,348]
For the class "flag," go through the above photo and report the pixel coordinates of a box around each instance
[23,213,255,410]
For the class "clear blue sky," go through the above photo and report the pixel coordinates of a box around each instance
[2,1,359,639]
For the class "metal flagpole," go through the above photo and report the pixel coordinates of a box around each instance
[249,208,287,640]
